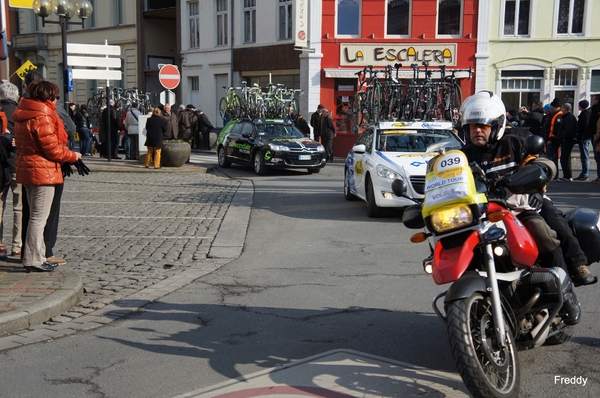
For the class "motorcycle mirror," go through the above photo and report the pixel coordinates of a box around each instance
[391,179,407,197]
[524,135,545,156]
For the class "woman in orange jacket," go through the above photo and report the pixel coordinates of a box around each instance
[12,81,81,272]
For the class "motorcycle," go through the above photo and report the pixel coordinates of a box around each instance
[392,136,600,398]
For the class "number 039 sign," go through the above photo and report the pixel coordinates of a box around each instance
[423,150,475,210]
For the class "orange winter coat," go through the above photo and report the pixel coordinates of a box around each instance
[12,98,78,186]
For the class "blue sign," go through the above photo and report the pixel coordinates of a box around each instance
[67,68,73,92]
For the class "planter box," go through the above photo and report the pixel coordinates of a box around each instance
[161,141,191,167]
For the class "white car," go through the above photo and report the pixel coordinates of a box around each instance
[344,120,463,217]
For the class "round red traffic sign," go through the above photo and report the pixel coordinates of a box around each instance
[159,64,180,90]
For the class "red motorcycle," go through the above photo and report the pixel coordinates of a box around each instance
[392,139,600,398]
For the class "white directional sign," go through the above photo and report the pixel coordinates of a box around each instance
[67,41,122,81]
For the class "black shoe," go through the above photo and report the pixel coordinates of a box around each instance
[24,263,55,273]
[113,156,122,160]
[560,290,581,325]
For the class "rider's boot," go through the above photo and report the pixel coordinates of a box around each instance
[558,272,581,326]
[570,264,598,287]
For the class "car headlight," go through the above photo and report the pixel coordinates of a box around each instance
[317,145,325,153]
[269,144,290,152]
[376,164,401,180]
[430,205,473,233]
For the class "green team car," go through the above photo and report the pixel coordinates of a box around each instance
[216,118,326,175]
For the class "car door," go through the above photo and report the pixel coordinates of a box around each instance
[225,121,244,161]
[352,127,375,200]
[236,121,256,163]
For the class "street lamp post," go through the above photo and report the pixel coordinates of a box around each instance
[32,0,93,111]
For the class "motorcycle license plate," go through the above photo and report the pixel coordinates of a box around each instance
[298,155,311,160]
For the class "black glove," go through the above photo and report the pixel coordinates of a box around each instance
[528,192,544,211]
[61,162,73,177]
[73,159,90,176]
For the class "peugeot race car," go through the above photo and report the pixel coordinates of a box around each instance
[217,118,326,175]
[344,121,462,217]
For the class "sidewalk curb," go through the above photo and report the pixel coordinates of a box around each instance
[0,269,83,336]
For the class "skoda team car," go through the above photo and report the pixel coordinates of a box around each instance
[344,120,462,217]
[217,118,326,175]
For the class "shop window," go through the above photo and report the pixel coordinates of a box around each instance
[279,0,293,40]
[244,0,257,43]
[216,0,228,46]
[386,0,410,36]
[437,0,462,36]
[189,1,200,49]
[337,0,361,37]
[591,70,600,93]
[557,0,585,35]
[503,0,530,36]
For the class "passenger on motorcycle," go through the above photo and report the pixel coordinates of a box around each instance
[460,91,588,324]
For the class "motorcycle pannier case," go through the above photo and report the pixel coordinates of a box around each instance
[567,207,600,264]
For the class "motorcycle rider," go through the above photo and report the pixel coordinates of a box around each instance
[460,91,583,325]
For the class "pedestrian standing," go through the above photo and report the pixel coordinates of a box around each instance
[587,95,600,183]
[74,104,92,156]
[310,104,324,142]
[160,104,178,140]
[177,104,197,147]
[99,99,120,159]
[320,109,335,162]
[145,108,167,169]
[575,100,592,181]
[124,102,142,160]
[524,101,544,137]
[557,103,578,181]
[294,112,311,136]
[197,109,214,150]
[541,98,562,175]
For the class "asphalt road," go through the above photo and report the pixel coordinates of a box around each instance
[0,159,598,397]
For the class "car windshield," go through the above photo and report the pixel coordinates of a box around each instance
[256,123,304,139]
[375,129,461,153]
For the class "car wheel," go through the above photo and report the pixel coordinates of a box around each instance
[366,177,382,217]
[344,168,358,201]
[217,146,231,168]
[307,168,321,174]
[254,151,268,175]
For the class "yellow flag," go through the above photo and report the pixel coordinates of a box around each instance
[14,60,38,81]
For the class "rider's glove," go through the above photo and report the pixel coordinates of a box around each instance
[61,162,73,177]
[528,192,544,211]
[74,159,90,176]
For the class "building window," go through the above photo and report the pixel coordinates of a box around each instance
[111,0,124,26]
[557,0,585,35]
[244,0,256,43]
[89,0,96,28]
[386,0,410,36]
[337,0,361,37]
[191,76,199,91]
[437,0,462,36]
[591,70,600,93]
[189,1,200,49]
[216,0,228,46]
[503,0,530,36]
[279,0,293,40]
[554,69,578,86]
[500,70,543,111]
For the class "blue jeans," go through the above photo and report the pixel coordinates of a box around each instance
[77,127,92,155]
[577,139,591,177]
[546,141,559,177]
[123,134,131,159]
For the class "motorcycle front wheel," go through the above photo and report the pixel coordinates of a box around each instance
[446,293,520,398]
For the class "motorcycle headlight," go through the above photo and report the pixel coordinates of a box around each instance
[376,164,401,180]
[430,205,473,233]
[269,144,290,152]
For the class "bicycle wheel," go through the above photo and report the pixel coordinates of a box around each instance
[87,96,101,117]
[230,94,241,118]
[445,84,463,122]
[351,93,365,132]
[288,98,299,118]
[219,97,228,120]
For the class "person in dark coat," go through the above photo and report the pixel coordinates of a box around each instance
[293,112,311,136]
[320,109,335,162]
[524,101,544,136]
[144,108,168,169]
[99,99,120,159]
[575,99,592,181]
[310,104,324,142]
[557,102,578,181]
[197,109,214,150]
[177,104,197,146]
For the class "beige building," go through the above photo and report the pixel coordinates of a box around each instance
[476,0,600,112]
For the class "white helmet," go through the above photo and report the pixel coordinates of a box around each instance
[460,91,507,144]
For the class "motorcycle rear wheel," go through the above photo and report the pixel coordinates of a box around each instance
[446,293,520,398]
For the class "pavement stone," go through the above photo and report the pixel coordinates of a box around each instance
[0,153,251,343]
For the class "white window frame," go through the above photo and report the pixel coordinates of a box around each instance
[244,0,257,44]
[384,0,411,38]
[436,0,463,38]
[278,0,293,41]
[335,0,361,38]
[188,1,200,49]
[216,0,229,47]
[501,0,532,38]
[554,0,588,37]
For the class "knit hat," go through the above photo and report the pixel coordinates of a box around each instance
[579,100,589,109]
[550,98,561,107]
[186,104,195,109]
[543,104,551,112]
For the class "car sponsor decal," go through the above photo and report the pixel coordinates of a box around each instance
[264,150,272,160]
[229,142,251,151]
[355,160,364,177]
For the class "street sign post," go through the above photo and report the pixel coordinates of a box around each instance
[160,90,176,106]
[158,64,180,90]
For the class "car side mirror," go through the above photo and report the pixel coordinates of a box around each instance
[352,144,366,154]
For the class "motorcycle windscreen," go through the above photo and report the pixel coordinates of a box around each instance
[432,230,480,285]
[422,150,487,219]
[488,202,538,268]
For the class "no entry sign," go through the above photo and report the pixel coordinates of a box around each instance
[158,64,180,90]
